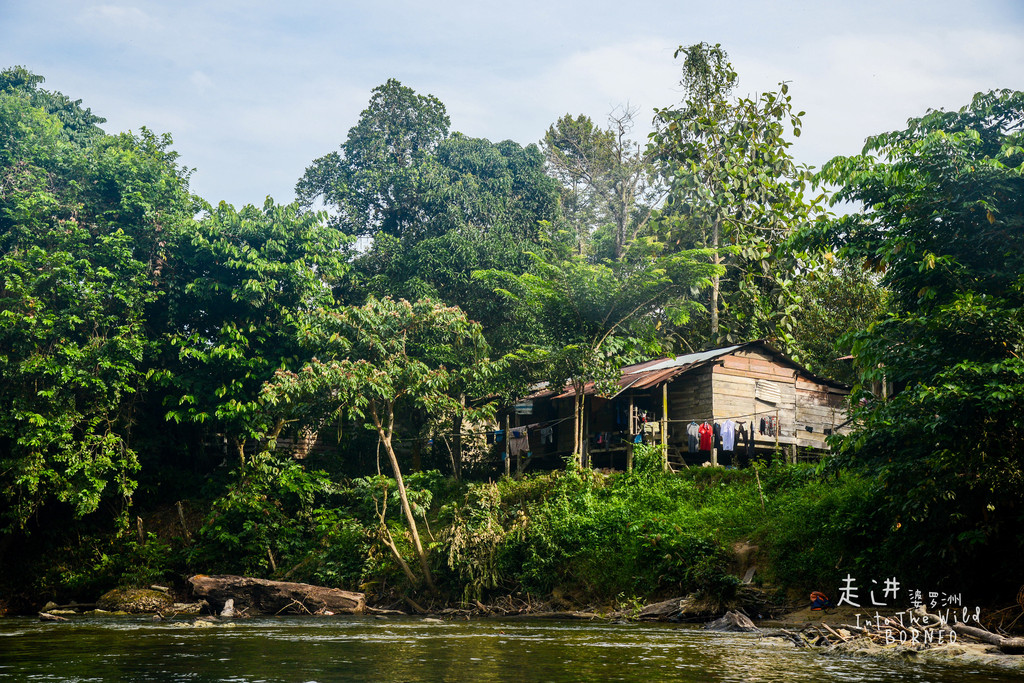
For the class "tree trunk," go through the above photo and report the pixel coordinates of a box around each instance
[373,402,435,591]
[188,575,364,615]
[572,386,585,467]
[710,217,721,338]
[451,398,464,480]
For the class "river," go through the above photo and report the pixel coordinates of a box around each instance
[0,616,1017,682]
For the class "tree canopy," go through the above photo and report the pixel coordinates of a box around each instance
[650,43,825,354]
[811,89,1024,590]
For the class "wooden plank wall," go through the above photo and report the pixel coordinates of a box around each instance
[713,349,797,446]
[667,365,713,445]
[709,348,849,451]
[795,378,850,448]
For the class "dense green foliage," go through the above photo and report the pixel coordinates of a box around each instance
[4,459,887,610]
[809,89,1024,593]
[0,69,195,527]
[2,61,1021,613]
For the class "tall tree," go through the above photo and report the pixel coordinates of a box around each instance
[295,78,450,240]
[351,134,559,353]
[542,109,663,260]
[812,89,1024,591]
[154,199,351,465]
[650,43,824,351]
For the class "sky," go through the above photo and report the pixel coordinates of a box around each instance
[3,1,1023,208]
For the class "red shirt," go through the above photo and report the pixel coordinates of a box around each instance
[698,422,713,451]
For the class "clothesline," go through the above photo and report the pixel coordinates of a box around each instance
[667,408,779,424]
[386,415,575,445]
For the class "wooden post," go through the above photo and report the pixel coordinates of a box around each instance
[582,395,590,468]
[514,413,522,477]
[503,414,510,477]
[627,393,634,472]
[661,383,668,471]
[790,443,797,465]
[711,418,718,467]
[774,408,780,461]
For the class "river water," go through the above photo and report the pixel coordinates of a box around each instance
[0,616,1017,682]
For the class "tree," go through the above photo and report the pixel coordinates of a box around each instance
[812,89,1024,592]
[542,109,664,259]
[295,78,450,240]
[351,135,559,353]
[262,297,499,589]
[153,199,351,465]
[650,43,824,352]
[477,242,719,463]
[0,71,194,526]
[786,260,889,384]
[0,66,105,144]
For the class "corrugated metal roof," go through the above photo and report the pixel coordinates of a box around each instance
[626,345,743,375]
[523,340,849,402]
[528,344,749,399]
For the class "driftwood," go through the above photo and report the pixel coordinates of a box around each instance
[365,606,408,616]
[950,621,1024,655]
[39,612,69,622]
[773,607,1024,656]
[42,602,97,611]
[511,611,602,620]
[188,575,364,616]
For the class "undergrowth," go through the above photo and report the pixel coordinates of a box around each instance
[3,445,887,610]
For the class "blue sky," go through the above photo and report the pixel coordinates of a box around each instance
[3,1,1023,207]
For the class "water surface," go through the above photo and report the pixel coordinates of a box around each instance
[0,616,1015,682]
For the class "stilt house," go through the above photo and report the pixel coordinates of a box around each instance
[507,341,851,471]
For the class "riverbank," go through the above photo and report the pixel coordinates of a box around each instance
[23,595,1024,678]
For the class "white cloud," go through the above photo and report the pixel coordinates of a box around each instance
[4,0,1022,206]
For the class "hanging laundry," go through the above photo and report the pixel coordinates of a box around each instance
[686,421,700,453]
[509,427,529,456]
[759,417,766,435]
[713,422,722,451]
[721,419,736,452]
[540,425,554,444]
[494,430,505,443]
[698,422,713,451]
[748,421,756,457]
[736,423,749,465]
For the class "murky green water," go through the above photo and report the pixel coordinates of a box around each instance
[0,616,1016,682]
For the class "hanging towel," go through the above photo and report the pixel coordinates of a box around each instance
[509,428,530,456]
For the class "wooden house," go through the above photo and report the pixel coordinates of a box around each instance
[509,341,851,471]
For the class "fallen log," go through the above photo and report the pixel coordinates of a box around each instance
[188,575,364,616]
[39,612,69,622]
[909,607,1024,655]
[949,622,1024,655]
